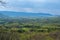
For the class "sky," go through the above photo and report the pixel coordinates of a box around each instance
[0,0,60,15]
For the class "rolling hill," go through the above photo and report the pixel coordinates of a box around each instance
[0,11,53,18]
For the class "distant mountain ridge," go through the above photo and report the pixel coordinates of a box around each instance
[0,11,53,17]
[0,12,8,18]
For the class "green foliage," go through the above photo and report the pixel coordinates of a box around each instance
[0,16,60,40]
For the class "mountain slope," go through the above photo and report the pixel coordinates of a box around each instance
[0,13,8,18]
[0,11,53,17]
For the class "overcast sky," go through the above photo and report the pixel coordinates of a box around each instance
[0,0,60,15]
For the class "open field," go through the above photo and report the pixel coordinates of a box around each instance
[0,16,60,40]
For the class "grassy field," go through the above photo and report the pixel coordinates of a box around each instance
[0,17,60,40]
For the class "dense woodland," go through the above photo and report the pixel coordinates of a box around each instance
[0,16,60,40]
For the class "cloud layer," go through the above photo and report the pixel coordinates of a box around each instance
[0,0,60,15]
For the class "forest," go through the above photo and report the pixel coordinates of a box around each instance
[0,16,60,40]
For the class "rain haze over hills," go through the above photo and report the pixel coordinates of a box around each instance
[0,0,60,16]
